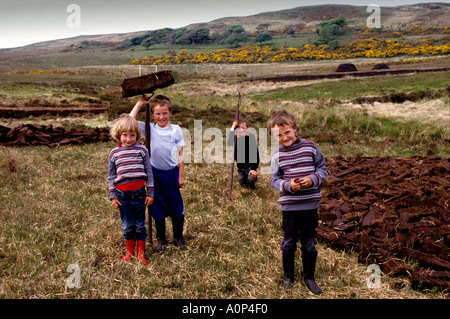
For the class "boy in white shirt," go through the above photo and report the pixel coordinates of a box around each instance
[130,94,186,251]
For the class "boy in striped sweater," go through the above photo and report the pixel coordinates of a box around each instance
[269,110,327,294]
[108,115,154,265]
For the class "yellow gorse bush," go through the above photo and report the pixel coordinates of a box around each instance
[130,37,449,65]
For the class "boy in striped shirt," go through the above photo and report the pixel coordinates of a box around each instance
[269,110,327,294]
[108,115,154,265]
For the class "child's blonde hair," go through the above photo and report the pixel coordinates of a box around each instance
[110,115,142,141]
[267,110,297,130]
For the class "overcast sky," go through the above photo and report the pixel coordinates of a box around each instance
[0,0,447,49]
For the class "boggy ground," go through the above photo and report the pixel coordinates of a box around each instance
[320,155,449,291]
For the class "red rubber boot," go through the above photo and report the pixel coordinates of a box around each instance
[137,240,148,265]
[121,239,135,262]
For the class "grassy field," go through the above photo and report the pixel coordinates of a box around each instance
[247,72,450,103]
[1,143,447,299]
[0,60,449,299]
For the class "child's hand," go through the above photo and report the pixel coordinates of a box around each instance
[231,120,239,131]
[248,170,257,179]
[140,95,151,104]
[298,176,313,188]
[178,176,185,188]
[111,198,122,210]
[291,177,313,192]
[290,179,302,192]
[145,196,153,206]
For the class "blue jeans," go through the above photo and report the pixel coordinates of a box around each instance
[117,186,147,241]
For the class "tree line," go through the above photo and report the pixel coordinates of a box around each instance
[72,18,449,54]
[118,24,276,50]
[118,18,349,50]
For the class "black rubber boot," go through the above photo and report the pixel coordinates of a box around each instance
[282,252,295,289]
[302,251,322,294]
[154,219,167,252]
[248,174,257,190]
[172,216,186,249]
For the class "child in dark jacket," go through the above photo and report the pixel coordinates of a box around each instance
[227,118,260,190]
[268,110,327,294]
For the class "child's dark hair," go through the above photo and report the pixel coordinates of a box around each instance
[238,118,249,128]
[151,94,172,113]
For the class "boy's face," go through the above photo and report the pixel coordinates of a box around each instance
[238,122,248,130]
[237,122,248,137]
[153,105,172,128]
[272,124,298,148]
[120,131,137,147]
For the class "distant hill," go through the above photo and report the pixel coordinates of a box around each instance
[187,3,450,32]
[1,3,449,59]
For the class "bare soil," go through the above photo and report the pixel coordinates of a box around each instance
[242,66,450,84]
[0,104,108,118]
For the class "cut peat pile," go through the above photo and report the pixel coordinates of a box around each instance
[244,67,450,83]
[0,104,108,118]
[319,155,450,291]
[0,97,108,119]
[0,124,110,147]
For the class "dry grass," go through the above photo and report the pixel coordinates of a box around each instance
[0,142,447,299]
[344,99,450,130]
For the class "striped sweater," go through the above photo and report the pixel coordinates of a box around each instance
[108,143,154,200]
[271,138,327,211]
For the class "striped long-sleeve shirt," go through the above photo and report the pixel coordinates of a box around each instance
[108,143,154,199]
[271,138,327,211]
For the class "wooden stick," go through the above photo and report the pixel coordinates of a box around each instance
[228,90,241,200]
[145,101,153,246]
